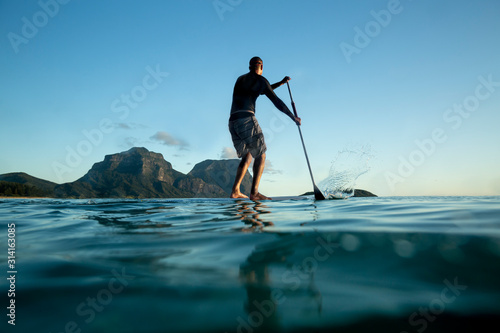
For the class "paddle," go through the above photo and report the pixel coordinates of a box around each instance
[286,82,326,200]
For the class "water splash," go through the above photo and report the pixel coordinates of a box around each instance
[318,144,374,199]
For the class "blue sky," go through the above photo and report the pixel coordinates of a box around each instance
[1,0,499,196]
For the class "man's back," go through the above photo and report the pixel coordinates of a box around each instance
[230,71,293,120]
[230,71,268,115]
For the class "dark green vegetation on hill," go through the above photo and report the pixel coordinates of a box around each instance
[0,172,57,197]
[0,181,51,197]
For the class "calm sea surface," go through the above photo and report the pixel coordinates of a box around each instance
[1,196,500,333]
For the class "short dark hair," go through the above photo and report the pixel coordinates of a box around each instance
[249,56,263,70]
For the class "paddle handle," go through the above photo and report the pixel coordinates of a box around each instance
[286,82,318,187]
[287,82,299,118]
[297,124,318,186]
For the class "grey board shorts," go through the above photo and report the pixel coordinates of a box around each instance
[228,115,267,158]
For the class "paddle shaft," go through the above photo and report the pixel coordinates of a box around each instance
[286,82,322,196]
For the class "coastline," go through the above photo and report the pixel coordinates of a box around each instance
[0,196,51,199]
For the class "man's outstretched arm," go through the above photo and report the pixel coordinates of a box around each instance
[264,90,301,125]
[271,76,291,90]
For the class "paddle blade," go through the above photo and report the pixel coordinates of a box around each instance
[313,185,326,200]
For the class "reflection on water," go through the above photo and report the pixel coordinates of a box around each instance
[2,197,500,332]
[239,234,324,332]
[234,199,274,230]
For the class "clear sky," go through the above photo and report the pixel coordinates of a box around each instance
[1,0,499,197]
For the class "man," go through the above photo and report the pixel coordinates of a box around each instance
[229,56,301,200]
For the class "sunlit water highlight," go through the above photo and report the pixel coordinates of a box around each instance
[1,196,499,332]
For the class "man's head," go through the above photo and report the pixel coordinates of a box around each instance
[249,56,263,75]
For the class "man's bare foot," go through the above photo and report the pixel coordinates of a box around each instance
[250,192,272,201]
[230,191,249,199]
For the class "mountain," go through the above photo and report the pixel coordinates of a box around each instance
[53,147,228,198]
[188,159,252,195]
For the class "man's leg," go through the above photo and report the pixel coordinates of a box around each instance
[250,153,271,200]
[230,152,252,198]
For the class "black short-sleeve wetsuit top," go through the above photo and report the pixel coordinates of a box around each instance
[229,71,295,121]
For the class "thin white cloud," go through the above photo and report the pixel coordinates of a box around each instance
[115,122,148,130]
[150,131,189,150]
[263,160,283,175]
[220,147,238,159]
[124,137,139,147]
[220,147,282,173]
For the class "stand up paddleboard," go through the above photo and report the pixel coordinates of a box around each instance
[229,196,308,202]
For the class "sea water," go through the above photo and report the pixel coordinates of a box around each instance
[1,196,500,333]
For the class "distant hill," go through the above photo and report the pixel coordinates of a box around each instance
[301,189,377,197]
[0,181,51,197]
[352,189,377,197]
[188,159,252,196]
[53,147,229,198]
[0,172,57,197]
[0,172,57,192]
